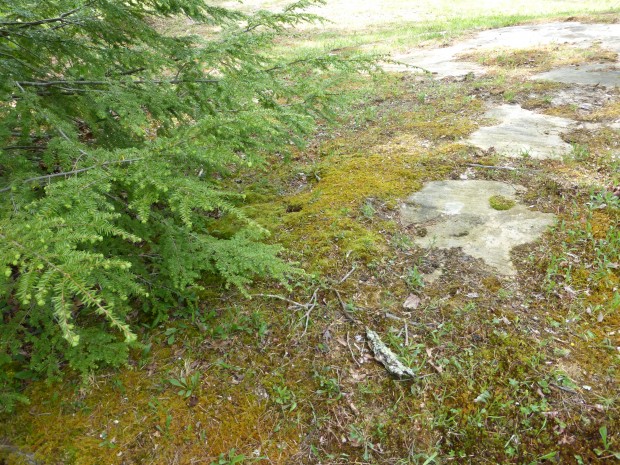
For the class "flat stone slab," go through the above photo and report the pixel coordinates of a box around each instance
[548,85,615,110]
[467,104,575,159]
[384,49,484,77]
[400,180,555,275]
[390,22,620,78]
[532,64,620,88]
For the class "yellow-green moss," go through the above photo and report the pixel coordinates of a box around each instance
[461,44,618,73]
[589,101,620,122]
[489,195,515,210]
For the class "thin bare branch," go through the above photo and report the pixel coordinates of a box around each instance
[16,78,219,88]
[251,293,307,308]
[0,158,142,193]
[339,263,357,284]
[2,145,45,151]
[0,1,94,29]
[300,287,319,337]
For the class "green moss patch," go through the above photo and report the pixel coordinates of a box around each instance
[461,43,618,74]
[489,194,516,210]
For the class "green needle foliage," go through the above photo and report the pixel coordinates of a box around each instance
[0,0,377,411]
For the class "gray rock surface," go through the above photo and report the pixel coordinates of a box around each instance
[548,85,615,108]
[390,22,620,78]
[532,64,620,87]
[467,104,575,159]
[400,180,555,275]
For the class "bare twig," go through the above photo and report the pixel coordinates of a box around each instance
[332,288,346,311]
[550,383,578,394]
[16,78,219,88]
[331,288,358,324]
[2,145,45,151]
[251,293,306,308]
[346,331,361,367]
[405,322,409,347]
[0,1,94,30]
[383,60,432,75]
[264,52,376,74]
[300,288,319,337]
[338,263,357,284]
[252,288,319,337]
[0,158,142,193]
[57,128,88,168]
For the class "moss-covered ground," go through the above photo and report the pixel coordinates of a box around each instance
[2,5,620,465]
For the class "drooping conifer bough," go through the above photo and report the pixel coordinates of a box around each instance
[0,0,378,410]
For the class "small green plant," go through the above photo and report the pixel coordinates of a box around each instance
[358,381,382,396]
[527,451,558,465]
[156,413,173,438]
[360,201,376,219]
[392,233,415,251]
[546,190,620,294]
[406,265,425,290]
[568,143,590,162]
[111,377,126,395]
[250,311,269,343]
[271,384,297,412]
[313,368,342,402]
[167,372,201,398]
[407,450,439,465]
[164,327,179,346]
[348,424,372,461]
[496,287,514,299]
[591,190,620,209]
[98,431,117,449]
[210,449,250,465]
[503,90,516,102]
[594,426,620,459]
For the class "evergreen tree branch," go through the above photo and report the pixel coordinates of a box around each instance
[0,233,137,344]
[0,1,95,30]
[2,145,46,151]
[0,0,376,406]
[15,78,219,88]
[0,158,143,193]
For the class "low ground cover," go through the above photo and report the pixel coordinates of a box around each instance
[1,1,619,464]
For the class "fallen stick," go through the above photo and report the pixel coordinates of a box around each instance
[339,264,357,284]
[251,293,307,308]
[366,328,416,378]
